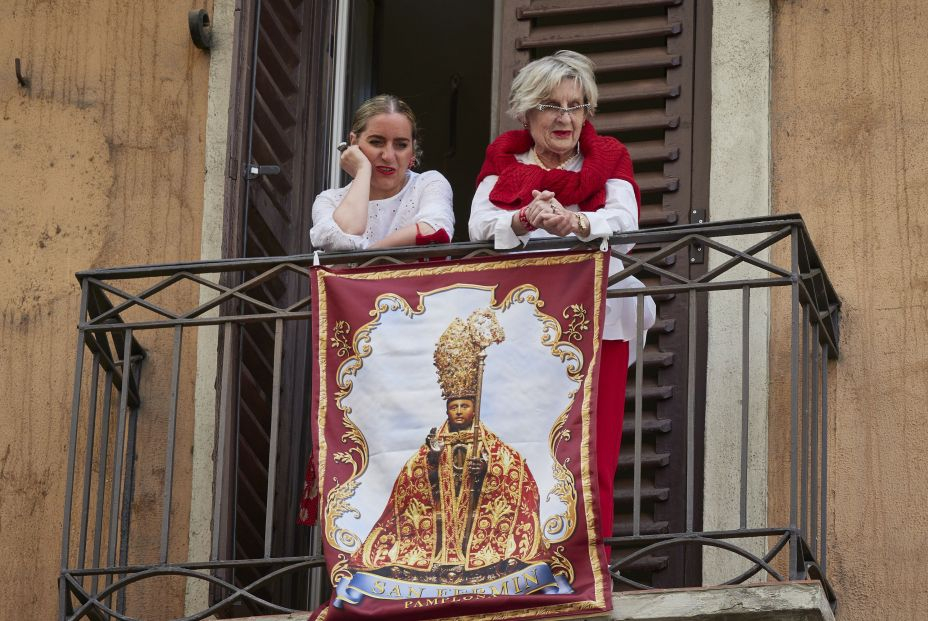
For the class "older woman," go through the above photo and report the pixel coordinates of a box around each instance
[469,50,655,548]
[310,94,454,252]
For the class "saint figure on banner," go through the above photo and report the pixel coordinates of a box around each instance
[349,308,559,587]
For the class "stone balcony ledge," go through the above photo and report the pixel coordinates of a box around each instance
[610,581,835,621]
[221,581,834,621]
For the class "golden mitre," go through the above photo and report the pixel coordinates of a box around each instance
[433,308,505,401]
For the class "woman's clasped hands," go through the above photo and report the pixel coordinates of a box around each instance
[526,189,576,237]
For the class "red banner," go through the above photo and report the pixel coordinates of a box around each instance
[309,250,611,620]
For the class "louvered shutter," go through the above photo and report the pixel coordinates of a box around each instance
[498,0,710,588]
[222,0,336,612]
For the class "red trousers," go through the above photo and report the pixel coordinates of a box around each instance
[596,339,629,546]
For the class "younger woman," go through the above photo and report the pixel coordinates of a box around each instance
[309,94,454,251]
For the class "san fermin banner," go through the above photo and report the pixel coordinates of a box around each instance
[308,250,611,621]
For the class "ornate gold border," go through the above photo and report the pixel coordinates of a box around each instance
[322,293,416,552]
[582,252,607,605]
[494,284,581,551]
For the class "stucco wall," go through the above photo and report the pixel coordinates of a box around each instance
[771,0,928,617]
[0,1,210,618]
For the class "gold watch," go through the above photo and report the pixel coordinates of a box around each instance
[576,213,590,237]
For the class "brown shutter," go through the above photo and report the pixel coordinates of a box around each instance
[222,0,337,612]
[497,0,711,588]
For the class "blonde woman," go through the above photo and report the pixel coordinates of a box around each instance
[310,94,454,251]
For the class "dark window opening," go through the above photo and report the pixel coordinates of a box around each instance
[342,0,495,240]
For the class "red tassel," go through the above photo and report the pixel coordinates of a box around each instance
[297,457,319,526]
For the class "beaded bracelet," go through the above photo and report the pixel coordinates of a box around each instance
[518,206,537,232]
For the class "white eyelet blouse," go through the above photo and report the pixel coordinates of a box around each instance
[310,170,455,252]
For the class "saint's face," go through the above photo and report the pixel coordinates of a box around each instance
[446,398,476,428]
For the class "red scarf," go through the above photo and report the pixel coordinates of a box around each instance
[476,122,640,213]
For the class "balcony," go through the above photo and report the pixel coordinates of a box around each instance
[59,215,839,620]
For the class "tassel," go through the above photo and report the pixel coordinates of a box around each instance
[297,457,319,526]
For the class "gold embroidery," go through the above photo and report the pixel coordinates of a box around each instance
[317,253,594,284]
[325,478,362,550]
[550,546,576,584]
[323,297,414,552]
[433,309,505,400]
[437,429,492,446]
[330,554,351,587]
[544,396,579,543]
[316,273,330,526]
[562,304,590,342]
[330,320,351,357]
[494,285,586,548]
[581,251,608,603]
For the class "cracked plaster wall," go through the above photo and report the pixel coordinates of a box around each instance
[0,2,211,618]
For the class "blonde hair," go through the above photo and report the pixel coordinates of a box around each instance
[349,94,423,163]
[507,50,598,120]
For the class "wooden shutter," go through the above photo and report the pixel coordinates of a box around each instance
[498,0,711,588]
[222,0,336,612]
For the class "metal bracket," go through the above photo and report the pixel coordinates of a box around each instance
[188,9,212,50]
[244,164,281,180]
[14,58,28,88]
[689,208,707,265]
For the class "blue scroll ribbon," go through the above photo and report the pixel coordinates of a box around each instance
[333,562,572,608]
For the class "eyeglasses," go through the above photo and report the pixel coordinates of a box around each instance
[535,103,591,117]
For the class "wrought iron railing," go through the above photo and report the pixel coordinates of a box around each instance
[59,215,839,619]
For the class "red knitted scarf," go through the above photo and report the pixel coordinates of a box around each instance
[475,122,640,213]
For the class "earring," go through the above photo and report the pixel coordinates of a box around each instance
[522,122,528,129]
[410,157,417,168]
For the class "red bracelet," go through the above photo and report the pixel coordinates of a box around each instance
[518,207,537,232]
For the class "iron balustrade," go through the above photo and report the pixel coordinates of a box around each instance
[59,215,840,620]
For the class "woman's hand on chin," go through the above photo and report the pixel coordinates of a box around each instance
[339,145,371,179]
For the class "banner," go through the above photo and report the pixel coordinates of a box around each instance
[308,250,611,620]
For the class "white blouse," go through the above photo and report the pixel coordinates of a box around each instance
[469,151,656,345]
[310,170,455,252]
